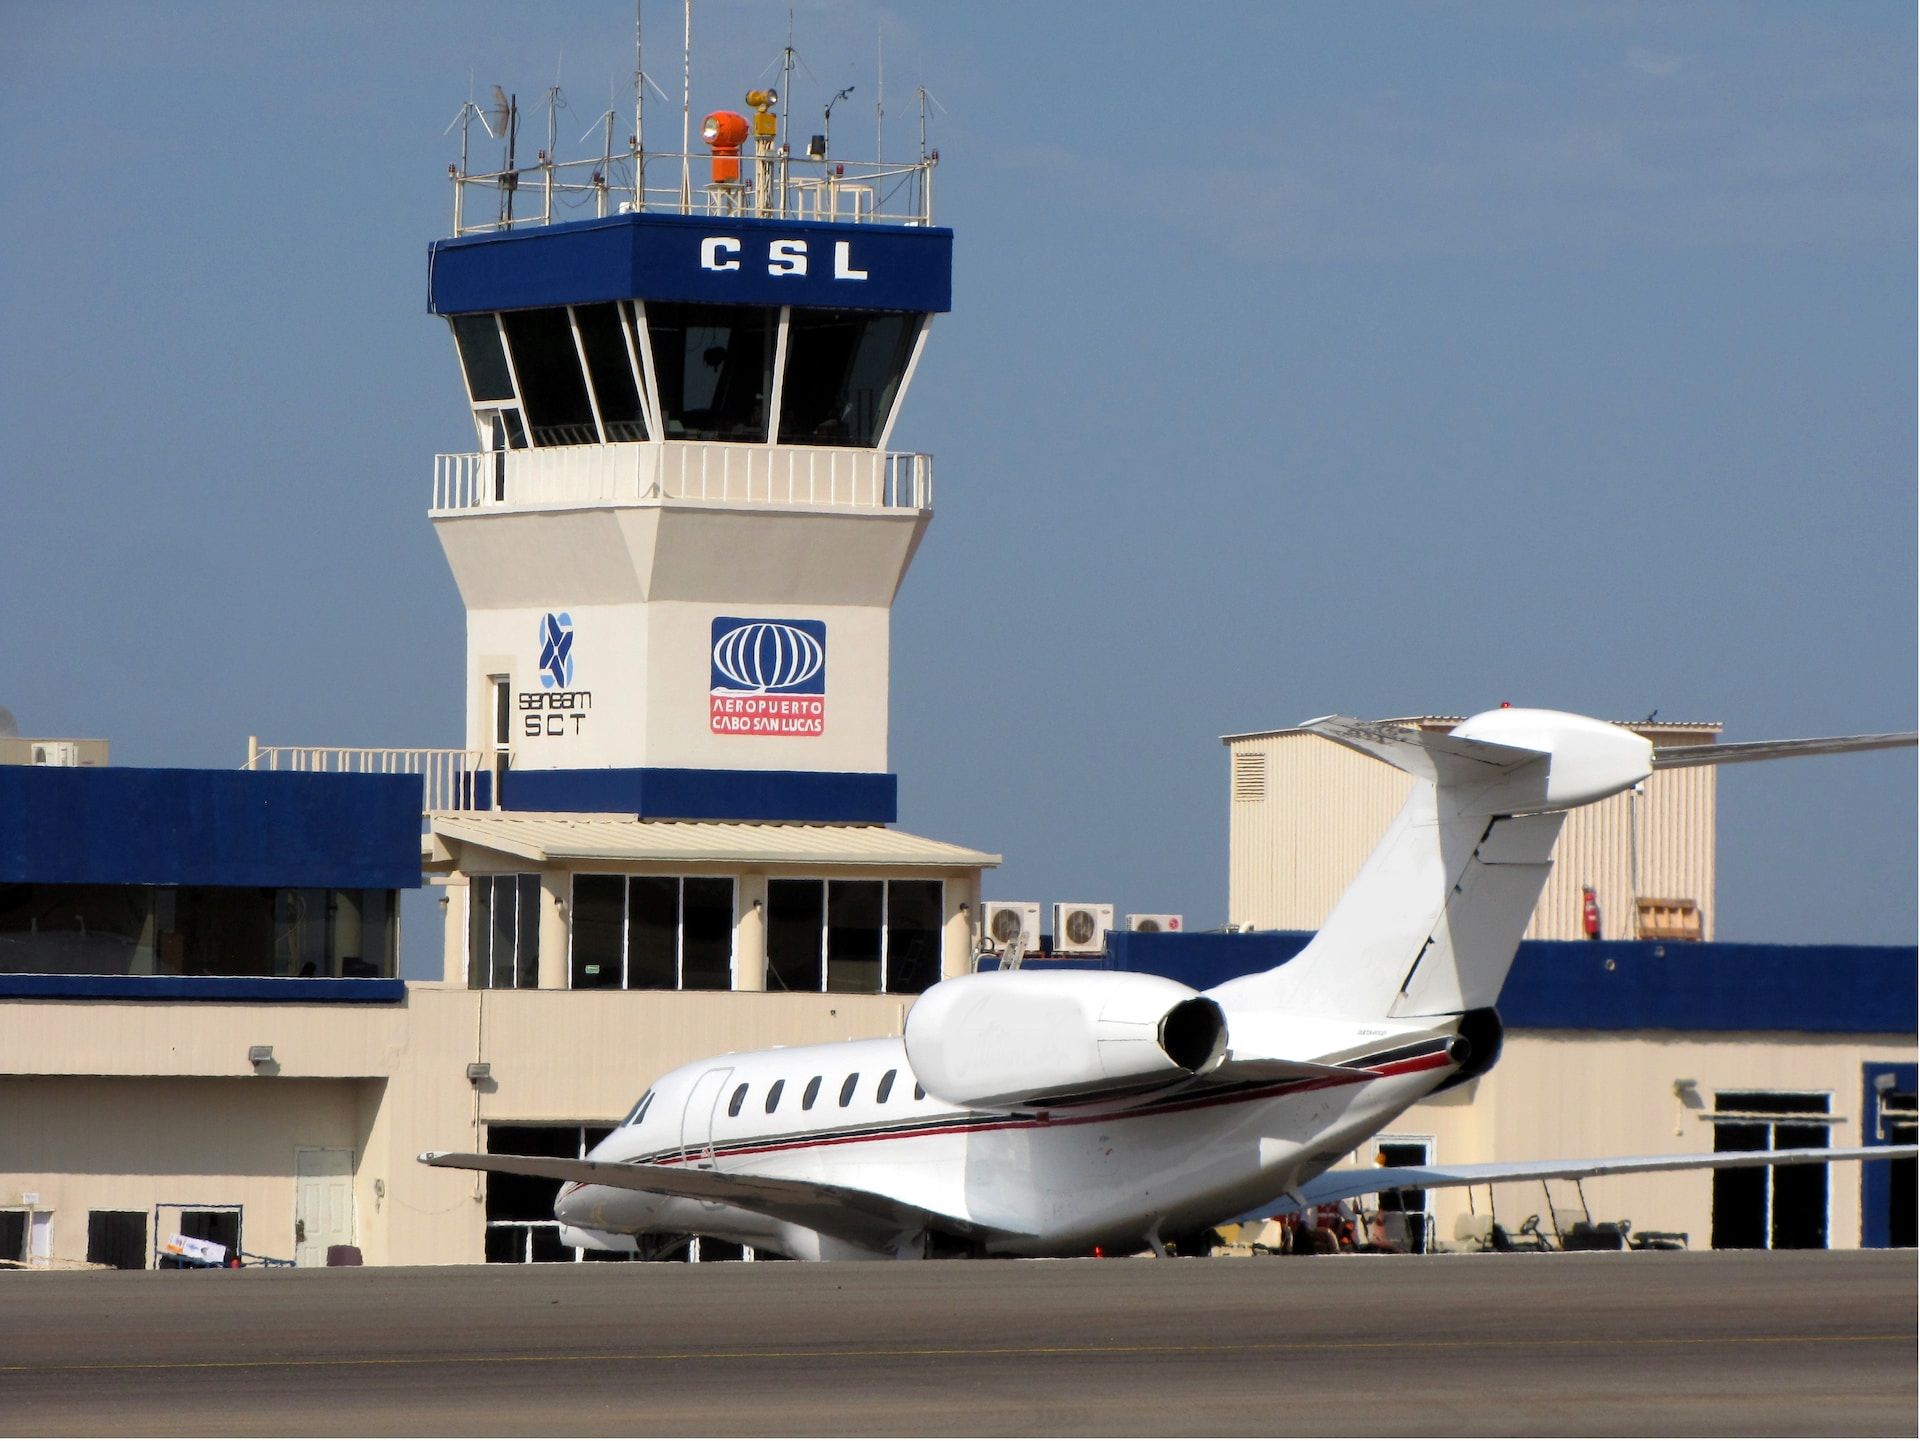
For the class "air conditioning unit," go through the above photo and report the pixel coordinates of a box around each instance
[1125,913,1184,933]
[980,901,1040,954]
[1051,902,1114,956]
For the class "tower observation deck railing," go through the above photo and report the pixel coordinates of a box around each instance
[432,442,933,515]
[448,149,937,237]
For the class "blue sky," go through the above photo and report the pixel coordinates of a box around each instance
[3,2,1913,973]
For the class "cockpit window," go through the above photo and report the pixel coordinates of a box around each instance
[839,1073,860,1107]
[621,1090,654,1127]
[876,1069,896,1104]
[802,1076,822,1110]
[765,1079,785,1114]
[727,1082,748,1118]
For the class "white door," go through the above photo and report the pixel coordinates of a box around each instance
[679,1068,733,1170]
[295,1148,356,1267]
[28,1212,52,1268]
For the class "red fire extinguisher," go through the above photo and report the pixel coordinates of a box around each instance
[1582,885,1601,941]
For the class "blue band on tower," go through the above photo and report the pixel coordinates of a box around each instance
[430,212,952,315]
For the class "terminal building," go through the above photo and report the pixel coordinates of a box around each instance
[0,77,1911,1270]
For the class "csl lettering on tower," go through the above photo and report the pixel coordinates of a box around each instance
[700,236,868,281]
[709,617,827,737]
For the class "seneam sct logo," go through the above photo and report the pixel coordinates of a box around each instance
[710,617,826,737]
[538,612,575,688]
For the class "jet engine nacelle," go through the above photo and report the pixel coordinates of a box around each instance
[904,970,1228,1111]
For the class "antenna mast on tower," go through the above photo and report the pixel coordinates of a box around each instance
[679,0,693,211]
[633,0,645,208]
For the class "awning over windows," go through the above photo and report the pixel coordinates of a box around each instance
[426,814,998,871]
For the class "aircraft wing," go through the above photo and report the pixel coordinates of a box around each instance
[419,1150,1030,1252]
[1234,1143,1920,1221]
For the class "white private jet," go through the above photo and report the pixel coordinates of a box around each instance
[422,707,1916,1260]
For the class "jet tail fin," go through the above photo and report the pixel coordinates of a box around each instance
[1212,710,1915,1026]
[1212,709,1650,1021]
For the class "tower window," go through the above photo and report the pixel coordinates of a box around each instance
[646,303,775,442]
[574,304,648,442]
[777,310,920,447]
[500,307,598,447]
[450,313,515,403]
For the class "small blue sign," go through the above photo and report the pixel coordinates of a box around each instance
[538,612,575,688]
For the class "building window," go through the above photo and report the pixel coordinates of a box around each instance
[0,883,397,979]
[765,879,943,994]
[569,875,736,991]
[1711,1091,1833,1250]
[87,1211,147,1271]
[468,875,541,989]
[484,1124,633,1264]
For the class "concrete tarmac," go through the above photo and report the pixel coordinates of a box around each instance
[0,1251,1913,1437]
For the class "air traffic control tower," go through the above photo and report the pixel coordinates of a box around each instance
[430,117,946,822]
[417,100,995,998]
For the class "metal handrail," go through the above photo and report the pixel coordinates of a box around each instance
[432,442,932,514]
[244,740,490,813]
[449,149,937,237]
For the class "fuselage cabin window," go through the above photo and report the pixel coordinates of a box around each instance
[839,1074,860,1107]
[802,1076,822,1110]
[876,1069,896,1104]
[468,874,541,989]
[727,1083,748,1119]
[913,1083,926,1101]
[765,878,944,994]
[764,1079,784,1114]
[569,875,736,991]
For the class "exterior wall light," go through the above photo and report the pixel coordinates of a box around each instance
[466,1061,492,1084]
[248,1045,274,1068]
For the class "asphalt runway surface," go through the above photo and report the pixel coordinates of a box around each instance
[1,1251,1913,1437]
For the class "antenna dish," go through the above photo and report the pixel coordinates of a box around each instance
[487,85,512,139]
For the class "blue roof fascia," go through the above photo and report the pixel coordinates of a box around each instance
[0,974,405,1004]
[1073,932,1917,1036]
[428,210,953,315]
[0,766,423,891]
